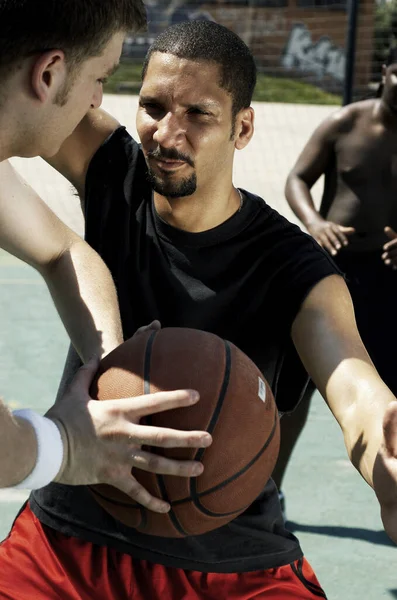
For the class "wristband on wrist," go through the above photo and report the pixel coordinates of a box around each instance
[12,409,64,490]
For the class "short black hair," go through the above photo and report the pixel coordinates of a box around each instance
[142,21,257,120]
[0,0,147,78]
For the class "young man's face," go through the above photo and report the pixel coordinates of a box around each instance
[136,52,237,199]
[40,32,125,157]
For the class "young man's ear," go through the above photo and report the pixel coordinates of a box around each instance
[30,50,67,103]
[234,107,254,151]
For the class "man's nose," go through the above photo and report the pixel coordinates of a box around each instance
[153,112,184,148]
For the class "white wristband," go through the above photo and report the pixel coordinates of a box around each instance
[12,409,64,490]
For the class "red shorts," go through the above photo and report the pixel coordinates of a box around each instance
[0,504,326,599]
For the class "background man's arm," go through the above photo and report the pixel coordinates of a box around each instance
[285,109,355,255]
[292,275,397,540]
[0,159,122,360]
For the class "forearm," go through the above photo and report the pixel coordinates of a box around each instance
[0,400,37,487]
[41,236,123,362]
[334,369,394,488]
[285,175,323,229]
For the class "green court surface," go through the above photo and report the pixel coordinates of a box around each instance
[0,248,396,599]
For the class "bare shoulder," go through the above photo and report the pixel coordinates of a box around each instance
[327,99,376,133]
[44,108,121,196]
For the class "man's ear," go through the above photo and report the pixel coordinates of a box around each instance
[30,50,67,103]
[234,107,254,151]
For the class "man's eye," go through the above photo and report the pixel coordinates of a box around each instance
[188,108,207,115]
[141,102,163,114]
[97,78,108,85]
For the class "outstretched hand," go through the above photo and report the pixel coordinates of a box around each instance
[373,401,397,543]
[382,227,397,270]
[46,325,212,514]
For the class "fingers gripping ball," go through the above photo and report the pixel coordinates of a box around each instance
[89,328,280,537]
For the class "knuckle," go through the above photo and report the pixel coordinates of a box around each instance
[152,429,167,446]
[187,434,200,447]
[130,448,140,462]
[176,462,190,476]
[146,453,161,471]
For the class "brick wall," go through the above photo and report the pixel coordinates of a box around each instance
[200,0,374,93]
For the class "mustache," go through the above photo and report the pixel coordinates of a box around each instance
[147,147,194,168]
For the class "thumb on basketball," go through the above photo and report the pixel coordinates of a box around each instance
[134,320,162,336]
[72,356,100,393]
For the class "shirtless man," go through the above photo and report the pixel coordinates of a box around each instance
[273,48,397,503]
[0,0,210,506]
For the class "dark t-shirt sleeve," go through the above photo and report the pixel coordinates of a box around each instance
[84,126,146,253]
[257,206,344,412]
[265,207,343,322]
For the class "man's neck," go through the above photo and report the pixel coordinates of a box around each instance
[0,126,12,162]
[0,123,19,162]
[153,187,242,233]
[377,98,397,130]
[0,101,31,162]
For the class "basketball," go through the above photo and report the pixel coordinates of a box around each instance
[89,327,280,537]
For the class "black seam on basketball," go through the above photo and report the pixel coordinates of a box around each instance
[89,407,278,514]
[155,474,189,536]
[191,339,231,472]
[143,330,157,397]
[195,406,278,498]
[142,329,188,536]
[183,406,278,516]
[290,560,327,598]
[189,339,231,513]
[89,487,147,528]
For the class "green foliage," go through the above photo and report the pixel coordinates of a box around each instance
[103,61,143,94]
[104,60,341,105]
[373,0,397,78]
[253,75,340,105]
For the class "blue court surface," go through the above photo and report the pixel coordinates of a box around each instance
[0,248,396,599]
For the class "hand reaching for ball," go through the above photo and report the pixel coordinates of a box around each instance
[45,322,212,514]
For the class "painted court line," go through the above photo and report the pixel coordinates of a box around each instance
[0,489,29,503]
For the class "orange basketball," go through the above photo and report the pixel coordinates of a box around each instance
[89,327,279,537]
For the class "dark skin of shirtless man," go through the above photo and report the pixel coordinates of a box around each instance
[273,52,397,498]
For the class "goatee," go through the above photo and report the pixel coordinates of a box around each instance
[146,170,197,198]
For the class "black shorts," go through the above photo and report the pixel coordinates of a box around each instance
[335,249,397,394]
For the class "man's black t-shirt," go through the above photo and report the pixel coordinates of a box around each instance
[31,127,340,573]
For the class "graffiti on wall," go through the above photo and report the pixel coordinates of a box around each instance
[122,1,214,58]
[282,23,345,83]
